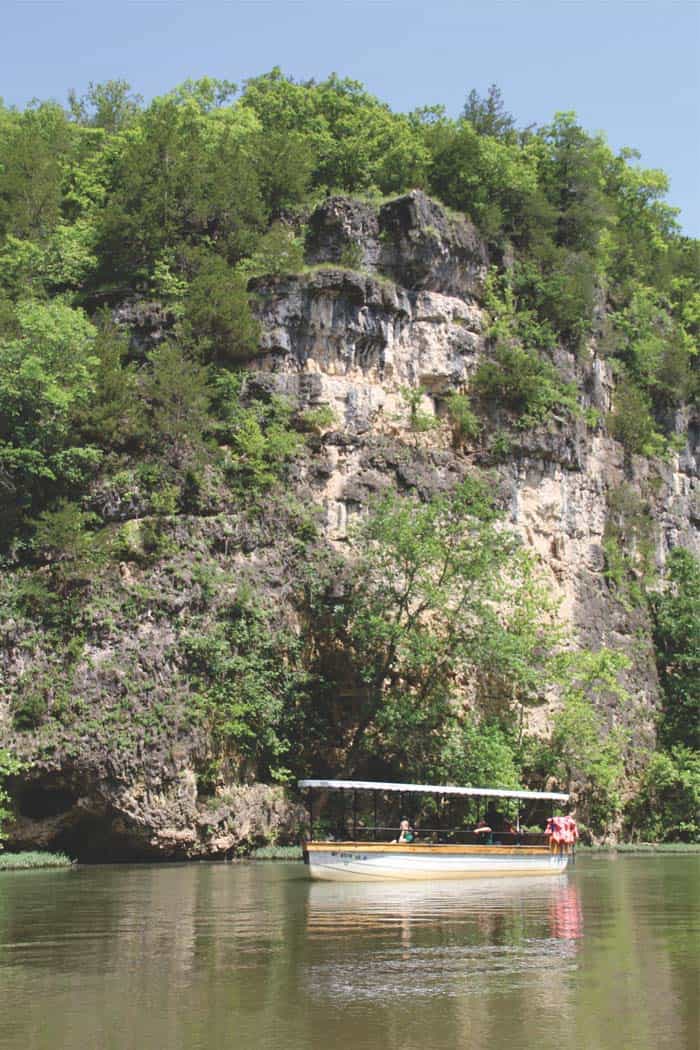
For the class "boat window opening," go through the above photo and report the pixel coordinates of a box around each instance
[300,779,571,848]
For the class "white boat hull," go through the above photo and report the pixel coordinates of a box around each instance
[304,843,570,881]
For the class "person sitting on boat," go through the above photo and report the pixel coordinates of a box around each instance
[394,818,415,843]
[473,818,493,844]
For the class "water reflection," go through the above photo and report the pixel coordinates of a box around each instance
[304,876,581,1003]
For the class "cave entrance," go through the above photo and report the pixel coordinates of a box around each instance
[16,781,78,820]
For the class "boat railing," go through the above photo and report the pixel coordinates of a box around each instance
[311,826,549,847]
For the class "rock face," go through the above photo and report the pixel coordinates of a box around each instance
[2,190,697,857]
[251,192,698,745]
[7,765,304,861]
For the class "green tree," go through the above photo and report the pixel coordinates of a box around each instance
[68,80,143,133]
[142,342,212,464]
[241,69,429,195]
[462,84,516,140]
[608,375,666,457]
[307,479,560,776]
[245,223,305,278]
[545,649,630,831]
[74,313,144,448]
[96,92,265,285]
[427,118,541,240]
[182,594,308,781]
[183,251,260,362]
[0,299,101,528]
[253,129,315,215]
[0,102,74,242]
[630,747,699,842]
[651,548,700,751]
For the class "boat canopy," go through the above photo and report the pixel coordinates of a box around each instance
[298,779,569,803]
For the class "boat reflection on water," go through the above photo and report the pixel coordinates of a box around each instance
[303,876,583,1003]
[549,882,583,941]
[306,874,580,933]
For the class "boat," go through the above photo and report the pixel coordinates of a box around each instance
[298,779,577,881]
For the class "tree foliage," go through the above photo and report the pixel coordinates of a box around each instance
[650,548,700,752]
[305,479,562,777]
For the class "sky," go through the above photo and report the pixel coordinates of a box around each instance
[3,0,699,235]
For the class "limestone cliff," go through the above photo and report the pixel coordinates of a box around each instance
[1,191,697,858]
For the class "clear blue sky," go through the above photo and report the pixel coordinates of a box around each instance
[4,0,699,235]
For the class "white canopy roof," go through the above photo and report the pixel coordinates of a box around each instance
[298,779,569,803]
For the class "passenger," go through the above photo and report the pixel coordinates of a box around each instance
[485,804,504,830]
[393,818,415,843]
[473,818,493,844]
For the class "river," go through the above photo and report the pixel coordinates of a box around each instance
[0,855,697,1050]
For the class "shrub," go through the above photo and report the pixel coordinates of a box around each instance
[183,252,260,363]
[338,242,363,270]
[400,386,439,434]
[297,405,336,432]
[444,392,481,445]
[214,375,303,494]
[472,341,577,428]
[0,851,73,869]
[12,690,48,731]
[0,750,24,841]
[629,748,700,843]
[608,375,666,457]
[245,223,305,278]
[32,500,95,564]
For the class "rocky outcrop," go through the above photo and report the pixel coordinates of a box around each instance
[306,190,488,298]
[6,761,304,860]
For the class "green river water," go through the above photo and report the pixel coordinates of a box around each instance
[0,855,697,1050]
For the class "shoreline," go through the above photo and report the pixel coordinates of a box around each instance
[3,842,700,871]
[0,851,74,871]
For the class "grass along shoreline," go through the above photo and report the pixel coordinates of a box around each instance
[0,851,74,870]
[578,843,700,854]
[249,845,304,860]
